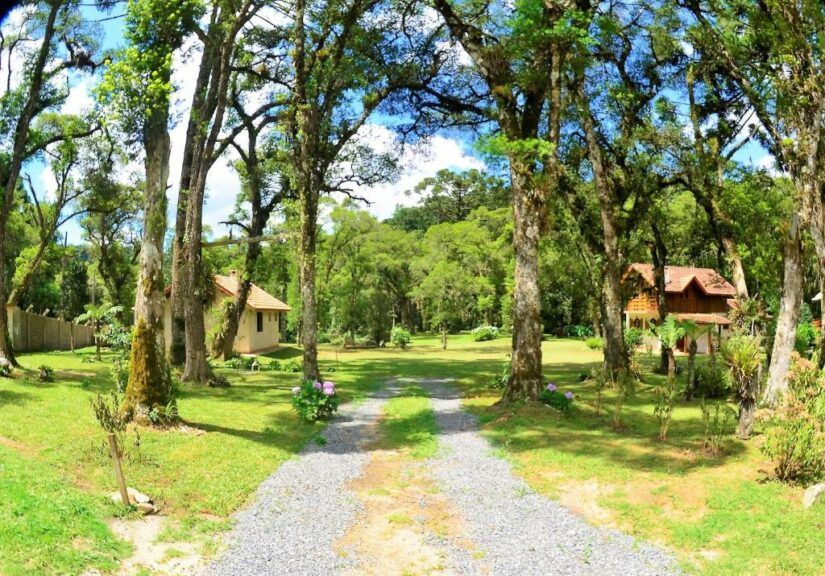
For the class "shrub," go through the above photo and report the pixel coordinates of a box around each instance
[539,382,574,415]
[613,368,637,429]
[701,398,736,455]
[224,356,255,370]
[653,374,680,441]
[282,359,303,373]
[585,337,604,351]
[390,326,412,349]
[760,354,825,482]
[795,322,818,357]
[111,355,129,393]
[490,356,511,389]
[291,380,339,422]
[694,360,732,399]
[148,400,180,426]
[624,327,645,350]
[566,324,593,338]
[471,325,501,342]
[588,365,607,415]
[265,359,281,371]
[721,334,762,440]
[37,365,54,383]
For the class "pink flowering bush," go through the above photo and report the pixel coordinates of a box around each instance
[538,382,574,415]
[291,380,339,422]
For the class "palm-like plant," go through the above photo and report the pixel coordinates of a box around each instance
[77,303,124,361]
[720,334,762,440]
[681,320,711,401]
[653,316,685,381]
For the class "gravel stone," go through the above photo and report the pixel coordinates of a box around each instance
[422,378,683,576]
[205,386,398,576]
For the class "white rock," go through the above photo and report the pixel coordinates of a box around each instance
[109,487,152,506]
[803,483,825,509]
[136,502,157,515]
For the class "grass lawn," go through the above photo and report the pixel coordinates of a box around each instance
[0,335,823,575]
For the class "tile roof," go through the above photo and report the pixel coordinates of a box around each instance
[624,263,737,297]
[213,275,291,311]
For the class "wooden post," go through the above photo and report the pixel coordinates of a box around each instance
[107,433,130,507]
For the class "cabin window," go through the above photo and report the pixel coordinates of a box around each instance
[256,312,263,332]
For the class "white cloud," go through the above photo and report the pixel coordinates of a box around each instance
[329,123,485,221]
[61,78,93,115]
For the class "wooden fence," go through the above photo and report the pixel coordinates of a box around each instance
[6,305,95,352]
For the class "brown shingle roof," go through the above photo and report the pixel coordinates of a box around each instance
[624,264,736,297]
[213,275,291,311]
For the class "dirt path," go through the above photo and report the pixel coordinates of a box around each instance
[202,379,681,576]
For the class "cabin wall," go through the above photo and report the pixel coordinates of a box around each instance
[664,283,729,314]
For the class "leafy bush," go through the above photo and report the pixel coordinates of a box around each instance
[624,327,645,350]
[585,337,604,350]
[37,365,54,383]
[490,356,511,389]
[265,359,281,371]
[291,380,339,422]
[111,355,129,393]
[224,355,256,370]
[566,324,593,338]
[701,398,736,455]
[538,382,574,415]
[390,326,412,349]
[760,354,825,482]
[613,368,638,429]
[653,375,680,441]
[282,359,303,373]
[795,322,818,356]
[471,325,501,342]
[694,360,732,399]
[148,400,179,426]
[587,365,607,415]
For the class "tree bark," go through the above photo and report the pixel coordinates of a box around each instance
[0,2,60,367]
[503,161,544,401]
[299,182,321,382]
[764,215,803,405]
[123,107,173,423]
[578,84,626,376]
[737,375,757,440]
[686,339,697,401]
[651,223,670,373]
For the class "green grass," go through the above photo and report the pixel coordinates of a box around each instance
[1,335,823,575]
[380,383,438,459]
[0,445,129,576]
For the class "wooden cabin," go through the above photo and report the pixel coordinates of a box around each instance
[623,263,737,354]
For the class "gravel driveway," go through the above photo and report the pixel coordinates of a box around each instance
[205,379,681,576]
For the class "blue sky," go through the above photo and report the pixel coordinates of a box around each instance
[8,4,775,246]
[16,5,483,245]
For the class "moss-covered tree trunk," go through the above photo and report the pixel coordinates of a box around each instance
[124,107,173,423]
[299,181,321,382]
[503,161,545,401]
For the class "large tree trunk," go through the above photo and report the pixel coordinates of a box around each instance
[764,215,803,405]
[651,223,670,373]
[503,161,545,401]
[170,8,220,367]
[578,84,625,376]
[299,183,321,382]
[737,374,758,440]
[123,108,173,423]
[212,211,264,359]
[0,3,60,367]
[721,237,748,299]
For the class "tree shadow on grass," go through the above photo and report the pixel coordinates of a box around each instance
[0,387,35,406]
